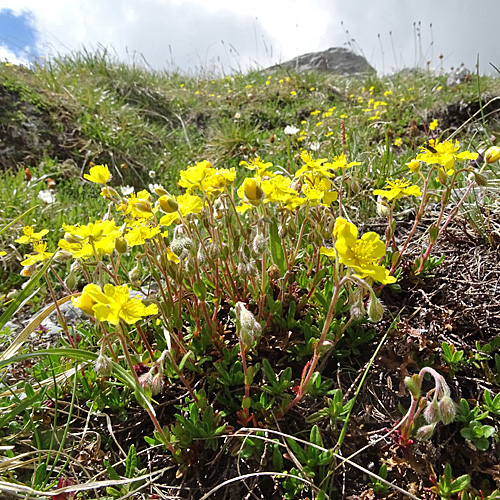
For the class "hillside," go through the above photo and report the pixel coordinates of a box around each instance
[0,53,500,499]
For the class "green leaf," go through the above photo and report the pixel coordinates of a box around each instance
[193,281,207,301]
[269,219,286,275]
[104,459,121,481]
[125,444,138,479]
[449,474,470,494]
[262,358,278,385]
[310,425,324,448]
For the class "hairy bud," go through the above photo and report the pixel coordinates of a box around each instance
[252,233,268,256]
[170,236,193,256]
[53,250,73,263]
[415,422,436,441]
[235,302,262,348]
[95,354,113,378]
[438,395,456,425]
[367,295,384,322]
[424,398,440,424]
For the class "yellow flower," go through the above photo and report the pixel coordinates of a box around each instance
[59,219,122,258]
[261,175,298,204]
[124,223,161,247]
[84,164,111,184]
[15,226,49,244]
[72,283,158,325]
[178,160,213,192]
[295,151,335,179]
[158,193,203,226]
[406,159,421,173]
[394,138,403,147]
[202,167,236,197]
[330,154,361,170]
[429,119,438,131]
[118,190,156,219]
[20,241,54,266]
[178,193,203,216]
[373,178,422,201]
[321,218,396,284]
[239,157,273,177]
[416,139,478,175]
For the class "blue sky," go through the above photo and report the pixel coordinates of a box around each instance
[0,1,499,75]
[0,9,37,63]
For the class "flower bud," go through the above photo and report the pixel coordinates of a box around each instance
[415,422,436,441]
[424,398,440,424]
[376,196,390,217]
[237,262,246,276]
[114,237,128,255]
[95,354,113,377]
[20,265,36,277]
[242,178,264,206]
[150,372,164,396]
[350,303,366,321]
[245,262,257,276]
[235,302,262,348]
[135,200,152,214]
[53,250,73,263]
[129,264,141,283]
[197,247,207,266]
[170,236,193,256]
[64,232,85,244]
[438,395,456,424]
[158,195,179,213]
[268,264,281,280]
[64,271,78,290]
[472,171,488,186]
[207,242,221,260]
[252,233,268,256]
[404,374,421,398]
[138,370,153,390]
[437,168,448,185]
[367,295,384,322]
[485,146,500,163]
[154,186,169,197]
[100,186,121,201]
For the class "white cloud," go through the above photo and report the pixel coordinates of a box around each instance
[1,0,499,74]
[0,43,31,65]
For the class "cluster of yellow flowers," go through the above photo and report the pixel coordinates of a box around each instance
[12,132,482,326]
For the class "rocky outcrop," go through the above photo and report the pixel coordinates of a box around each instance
[269,47,375,75]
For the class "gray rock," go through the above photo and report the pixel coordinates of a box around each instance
[268,47,375,76]
[446,65,471,87]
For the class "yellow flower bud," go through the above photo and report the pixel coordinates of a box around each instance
[114,237,129,255]
[158,195,179,213]
[135,200,152,214]
[242,178,264,206]
[485,146,500,163]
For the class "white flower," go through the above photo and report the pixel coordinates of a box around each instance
[120,185,135,196]
[234,112,241,119]
[148,170,156,179]
[37,189,56,204]
[284,125,300,135]
[309,142,320,151]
